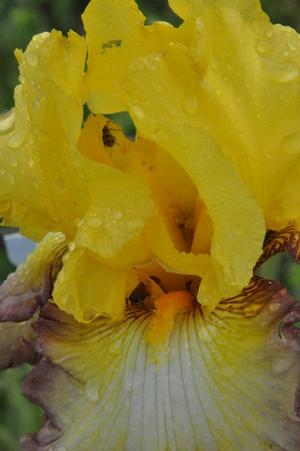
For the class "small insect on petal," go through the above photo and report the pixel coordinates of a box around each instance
[102,123,118,148]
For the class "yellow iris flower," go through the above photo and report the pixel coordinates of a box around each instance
[1,0,300,449]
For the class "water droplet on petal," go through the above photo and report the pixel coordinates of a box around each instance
[26,52,38,66]
[28,158,34,168]
[108,339,122,355]
[8,130,26,149]
[88,217,103,228]
[68,241,76,252]
[132,105,144,120]
[274,64,299,83]
[56,447,66,451]
[266,29,273,38]
[288,42,297,52]
[256,40,270,54]
[280,131,300,155]
[132,105,158,133]
[114,211,123,219]
[183,94,199,115]
[197,325,212,342]
[0,109,15,135]
[85,380,99,402]
[272,355,293,374]
[152,81,163,93]
[11,159,18,167]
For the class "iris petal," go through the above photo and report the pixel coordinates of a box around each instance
[22,281,300,450]
[120,44,265,307]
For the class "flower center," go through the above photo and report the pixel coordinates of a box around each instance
[127,262,201,355]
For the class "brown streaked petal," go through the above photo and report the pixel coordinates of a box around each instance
[279,301,300,348]
[21,358,70,450]
[21,279,300,450]
[257,223,300,268]
[0,233,67,323]
[0,319,37,368]
[218,276,295,320]
[0,233,66,369]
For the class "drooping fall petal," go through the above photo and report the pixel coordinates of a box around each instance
[21,281,300,450]
[0,232,66,368]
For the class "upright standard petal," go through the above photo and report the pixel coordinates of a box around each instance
[119,44,265,307]
[82,0,181,112]
[169,0,300,229]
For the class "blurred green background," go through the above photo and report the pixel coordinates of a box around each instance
[0,0,300,449]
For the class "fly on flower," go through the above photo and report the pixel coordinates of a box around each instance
[102,121,118,148]
[1,0,300,449]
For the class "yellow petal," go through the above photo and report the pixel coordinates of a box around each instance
[111,134,201,252]
[120,43,265,306]
[78,114,132,165]
[78,114,114,165]
[0,30,154,270]
[169,0,262,20]
[52,246,127,322]
[169,0,300,230]
[0,31,87,240]
[82,0,180,113]
[75,163,153,259]
[145,214,209,276]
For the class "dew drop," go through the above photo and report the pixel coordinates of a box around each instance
[288,42,297,52]
[88,217,103,228]
[274,64,299,83]
[183,94,199,115]
[26,52,38,66]
[0,109,15,135]
[272,355,293,374]
[256,40,270,55]
[68,241,76,252]
[11,159,18,168]
[85,380,99,402]
[131,105,144,120]
[132,105,158,133]
[266,29,273,38]
[197,326,212,342]
[28,158,34,168]
[8,130,26,149]
[108,339,122,355]
[59,268,65,282]
[114,211,123,220]
[152,81,163,93]
[265,151,271,160]
[280,131,300,155]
